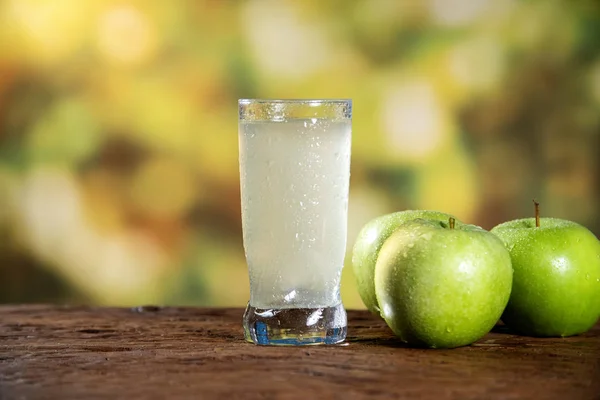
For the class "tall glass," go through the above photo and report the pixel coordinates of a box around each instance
[239,99,352,345]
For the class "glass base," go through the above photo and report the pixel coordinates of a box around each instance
[243,303,347,346]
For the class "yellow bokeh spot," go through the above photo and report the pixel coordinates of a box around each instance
[1,0,93,64]
[96,3,159,67]
[128,158,197,220]
[428,0,493,27]
[447,35,505,95]
[415,141,480,223]
[204,260,250,307]
[380,78,454,165]
[341,265,366,310]
[240,0,334,79]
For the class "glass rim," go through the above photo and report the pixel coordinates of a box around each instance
[239,99,352,105]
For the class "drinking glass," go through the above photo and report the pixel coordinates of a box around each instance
[238,99,352,345]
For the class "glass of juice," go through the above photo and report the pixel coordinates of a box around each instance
[238,99,352,345]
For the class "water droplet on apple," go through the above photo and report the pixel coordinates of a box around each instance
[420,233,433,241]
[586,274,590,280]
[445,327,452,333]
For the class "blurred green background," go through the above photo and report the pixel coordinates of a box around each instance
[0,0,598,308]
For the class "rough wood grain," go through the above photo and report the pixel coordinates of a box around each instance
[0,306,598,399]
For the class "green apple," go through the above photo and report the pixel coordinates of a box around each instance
[352,210,458,315]
[375,218,513,348]
[491,217,600,337]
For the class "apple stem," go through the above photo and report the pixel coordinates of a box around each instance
[533,199,540,228]
[449,217,455,230]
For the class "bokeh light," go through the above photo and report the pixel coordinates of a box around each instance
[0,0,598,308]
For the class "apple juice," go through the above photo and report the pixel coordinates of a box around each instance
[239,118,351,309]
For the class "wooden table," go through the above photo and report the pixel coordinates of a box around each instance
[0,306,598,399]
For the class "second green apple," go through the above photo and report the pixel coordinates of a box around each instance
[375,218,513,348]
